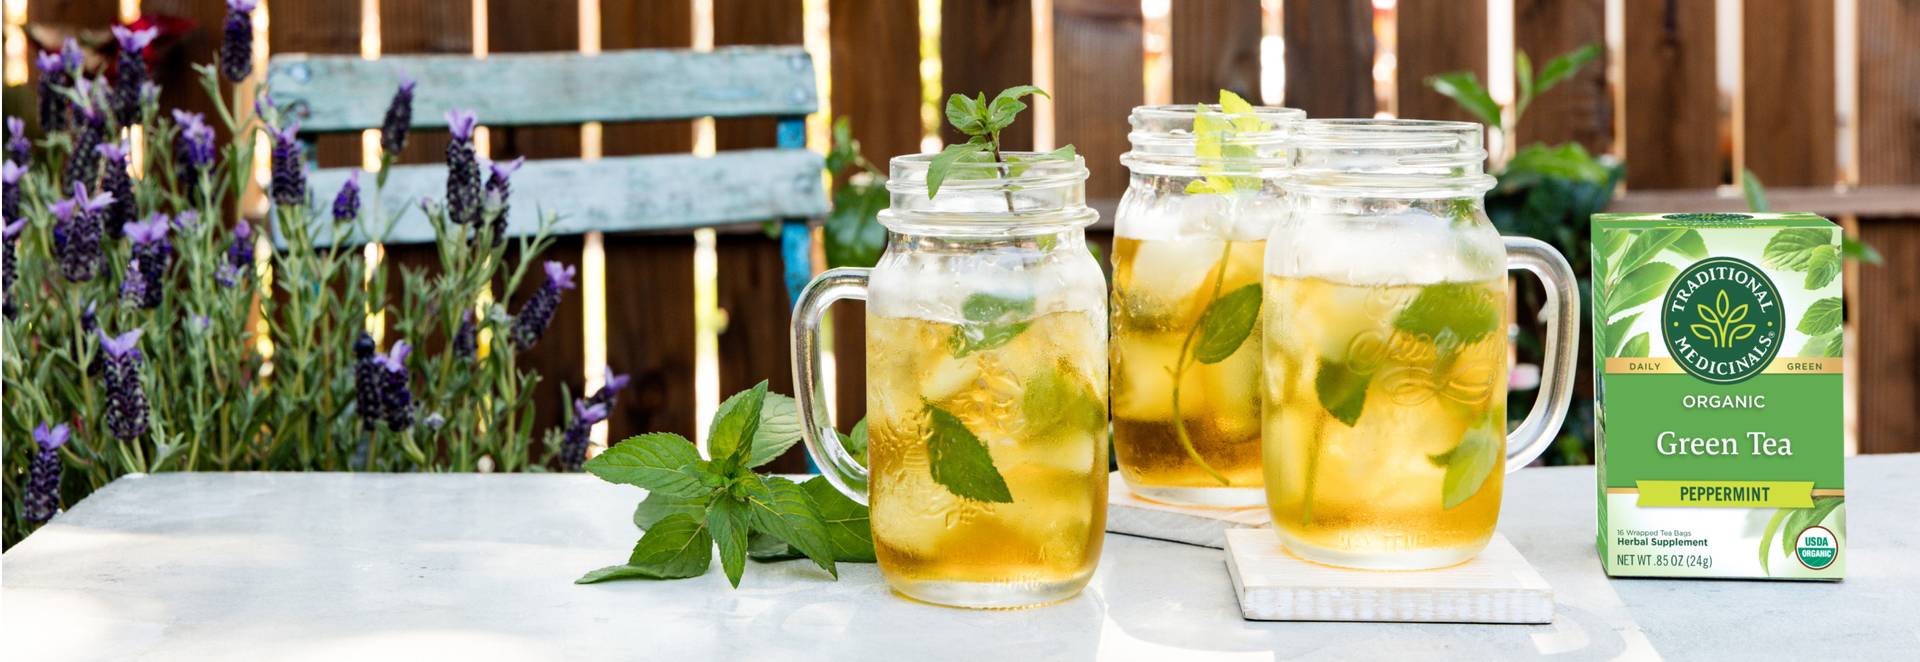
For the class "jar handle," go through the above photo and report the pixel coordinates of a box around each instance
[789,267,872,504]
[1503,236,1580,473]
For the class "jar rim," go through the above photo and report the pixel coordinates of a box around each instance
[881,151,1096,235]
[885,151,1088,195]
[1121,103,1303,176]
[1285,118,1496,195]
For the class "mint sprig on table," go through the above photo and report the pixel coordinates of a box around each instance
[578,381,875,587]
[1165,90,1269,485]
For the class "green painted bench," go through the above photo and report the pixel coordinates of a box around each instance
[264,46,828,301]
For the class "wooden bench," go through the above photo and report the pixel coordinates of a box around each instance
[264,45,828,302]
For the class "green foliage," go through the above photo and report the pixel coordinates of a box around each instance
[580,381,876,587]
[4,65,556,546]
[822,117,887,269]
[1742,168,1880,265]
[923,401,1014,503]
[926,85,1074,201]
[1190,283,1263,364]
[947,291,1035,358]
[1429,418,1503,510]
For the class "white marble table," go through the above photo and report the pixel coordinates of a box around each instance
[5,457,1917,661]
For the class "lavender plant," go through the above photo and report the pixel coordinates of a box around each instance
[2,26,585,546]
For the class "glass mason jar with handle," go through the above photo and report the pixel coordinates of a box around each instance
[1262,119,1578,570]
[1111,101,1304,507]
[792,152,1109,608]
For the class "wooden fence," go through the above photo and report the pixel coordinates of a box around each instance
[15,0,1920,463]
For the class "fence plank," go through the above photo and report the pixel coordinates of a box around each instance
[712,0,808,472]
[827,0,920,430]
[1855,0,1920,454]
[1395,0,1486,122]
[1621,0,1718,189]
[1170,0,1262,104]
[266,0,361,169]
[941,0,1035,149]
[1282,0,1375,117]
[1054,0,1142,201]
[599,0,698,443]
[1514,0,1611,153]
[1741,0,1836,187]
[488,0,581,160]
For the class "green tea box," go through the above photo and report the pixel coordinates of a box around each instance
[1590,212,1845,580]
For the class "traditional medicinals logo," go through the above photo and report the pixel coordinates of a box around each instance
[1661,256,1784,384]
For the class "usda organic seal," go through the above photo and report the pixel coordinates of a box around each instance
[1795,525,1838,570]
[1662,256,1784,385]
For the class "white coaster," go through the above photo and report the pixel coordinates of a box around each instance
[1105,473,1270,549]
[1224,529,1554,624]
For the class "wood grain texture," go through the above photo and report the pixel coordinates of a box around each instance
[1170,0,1263,104]
[1282,0,1375,117]
[264,47,818,132]
[711,0,810,473]
[377,0,472,166]
[487,0,580,160]
[601,0,694,158]
[299,149,828,244]
[1053,0,1143,200]
[940,0,1035,149]
[1395,0,1486,123]
[1622,0,1719,189]
[1854,2,1920,454]
[603,235,700,442]
[264,0,361,168]
[1514,0,1611,153]
[1226,530,1554,623]
[1741,0,1836,187]
[1106,474,1269,549]
[826,0,922,430]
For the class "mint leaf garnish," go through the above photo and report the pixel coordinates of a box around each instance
[1023,364,1105,435]
[924,402,1014,503]
[1394,283,1500,345]
[706,380,768,472]
[750,476,877,564]
[1191,283,1262,364]
[928,85,1074,203]
[1315,358,1371,427]
[745,392,803,468]
[706,497,752,587]
[574,513,714,584]
[949,291,1036,358]
[1429,419,1501,509]
[585,432,710,497]
[1185,90,1267,195]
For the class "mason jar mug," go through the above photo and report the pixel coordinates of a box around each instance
[1261,119,1578,570]
[792,153,1109,608]
[1111,103,1304,507]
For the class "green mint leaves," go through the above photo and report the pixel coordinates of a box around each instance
[926,85,1076,200]
[1594,227,1700,358]
[1314,357,1372,427]
[579,381,875,588]
[1394,283,1501,346]
[1428,418,1503,509]
[1797,297,1844,358]
[1185,90,1267,196]
[948,291,1036,358]
[1022,364,1106,437]
[924,401,1014,503]
[1191,283,1263,364]
[824,117,888,270]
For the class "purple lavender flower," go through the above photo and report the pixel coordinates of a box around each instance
[218,221,253,286]
[560,400,609,472]
[353,332,385,429]
[97,141,135,238]
[269,120,305,206]
[110,26,159,124]
[510,261,575,352]
[451,310,477,360]
[375,341,414,432]
[172,210,199,231]
[444,110,481,227]
[172,110,216,197]
[219,0,258,82]
[584,366,631,411]
[380,77,415,158]
[81,300,98,334]
[482,157,523,242]
[3,216,24,319]
[100,328,150,440]
[50,183,113,281]
[3,160,22,222]
[122,214,173,309]
[64,82,106,189]
[35,41,77,132]
[5,117,27,165]
[25,423,71,523]
[332,170,361,223]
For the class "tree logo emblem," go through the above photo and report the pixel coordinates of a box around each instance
[1661,257,1784,384]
